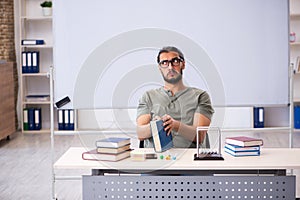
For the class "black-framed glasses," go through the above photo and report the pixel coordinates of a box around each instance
[158,57,183,68]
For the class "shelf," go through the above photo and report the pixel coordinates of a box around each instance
[290,13,300,19]
[21,72,49,77]
[290,42,300,46]
[23,101,51,105]
[294,129,300,133]
[21,45,53,49]
[54,129,137,136]
[221,127,291,133]
[23,129,50,134]
[21,16,52,20]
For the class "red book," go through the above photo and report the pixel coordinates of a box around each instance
[225,136,263,147]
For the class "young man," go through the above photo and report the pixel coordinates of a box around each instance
[136,46,214,148]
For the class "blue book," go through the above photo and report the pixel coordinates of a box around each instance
[96,137,131,148]
[150,120,173,152]
[224,143,260,152]
[225,147,260,157]
[295,106,300,129]
[254,107,264,128]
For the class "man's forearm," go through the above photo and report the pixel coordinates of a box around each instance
[136,123,151,140]
[174,121,201,142]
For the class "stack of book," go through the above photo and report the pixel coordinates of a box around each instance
[82,137,131,161]
[224,136,263,157]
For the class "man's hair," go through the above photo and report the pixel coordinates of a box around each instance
[156,46,185,63]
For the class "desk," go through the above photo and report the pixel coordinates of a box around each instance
[54,148,300,200]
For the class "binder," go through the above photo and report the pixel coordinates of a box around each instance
[34,108,42,130]
[295,106,300,129]
[27,52,32,73]
[28,108,35,130]
[69,110,75,130]
[22,51,28,73]
[64,109,70,130]
[21,39,45,45]
[32,51,39,73]
[58,109,64,130]
[254,107,264,128]
[23,108,29,130]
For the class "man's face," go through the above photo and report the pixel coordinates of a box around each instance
[158,51,185,84]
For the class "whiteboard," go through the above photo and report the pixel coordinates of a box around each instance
[53,0,289,109]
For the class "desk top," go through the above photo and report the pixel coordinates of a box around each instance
[54,147,300,171]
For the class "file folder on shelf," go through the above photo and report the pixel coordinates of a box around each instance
[22,52,28,73]
[22,51,40,73]
[254,107,264,128]
[28,108,35,130]
[63,109,70,130]
[34,108,42,130]
[32,51,39,73]
[21,39,45,45]
[57,109,75,131]
[295,106,300,129]
[23,108,29,130]
[58,110,64,130]
[69,110,75,130]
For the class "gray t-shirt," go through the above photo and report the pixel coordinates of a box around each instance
[137,87,214,148]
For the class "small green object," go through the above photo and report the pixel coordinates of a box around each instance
[160,155,164,160]
[40,1,52,8]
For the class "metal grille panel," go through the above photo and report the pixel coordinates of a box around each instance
[83,175,295,200]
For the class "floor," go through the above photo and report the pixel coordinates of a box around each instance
[0,130,299,200]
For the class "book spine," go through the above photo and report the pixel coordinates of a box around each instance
[58,109,64,130]
[28,108,35,130]
[34,108,42,130]
[150,120,161,152]
[295,106,300,129]
[23,108,29,130]
[69,110,74,130]
[21,39,45,45]
[253,107,264,128]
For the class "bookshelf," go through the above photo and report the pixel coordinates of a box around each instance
[18,0,53,133]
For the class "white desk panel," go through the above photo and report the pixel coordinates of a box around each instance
[54,147,300,171]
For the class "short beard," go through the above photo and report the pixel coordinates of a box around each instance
[163,69,183,84]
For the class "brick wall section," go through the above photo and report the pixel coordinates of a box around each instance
[0,0,18,131]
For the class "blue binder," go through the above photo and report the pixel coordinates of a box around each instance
[295,106,300,129]
[28,108,35,130]
[32,51,39,73]
[64,109,70,130]
[22,51,28,73]
[27,52,33,73]
[254,107,264,128]
[69,110,75,130]
[58,109,64,130]
[34,108,42,130]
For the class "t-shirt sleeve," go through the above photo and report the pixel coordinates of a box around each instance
[195,91,214,120]
[136,92,151,119]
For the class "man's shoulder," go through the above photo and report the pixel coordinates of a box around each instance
[145,87,164,95]
[187,87,206,94]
